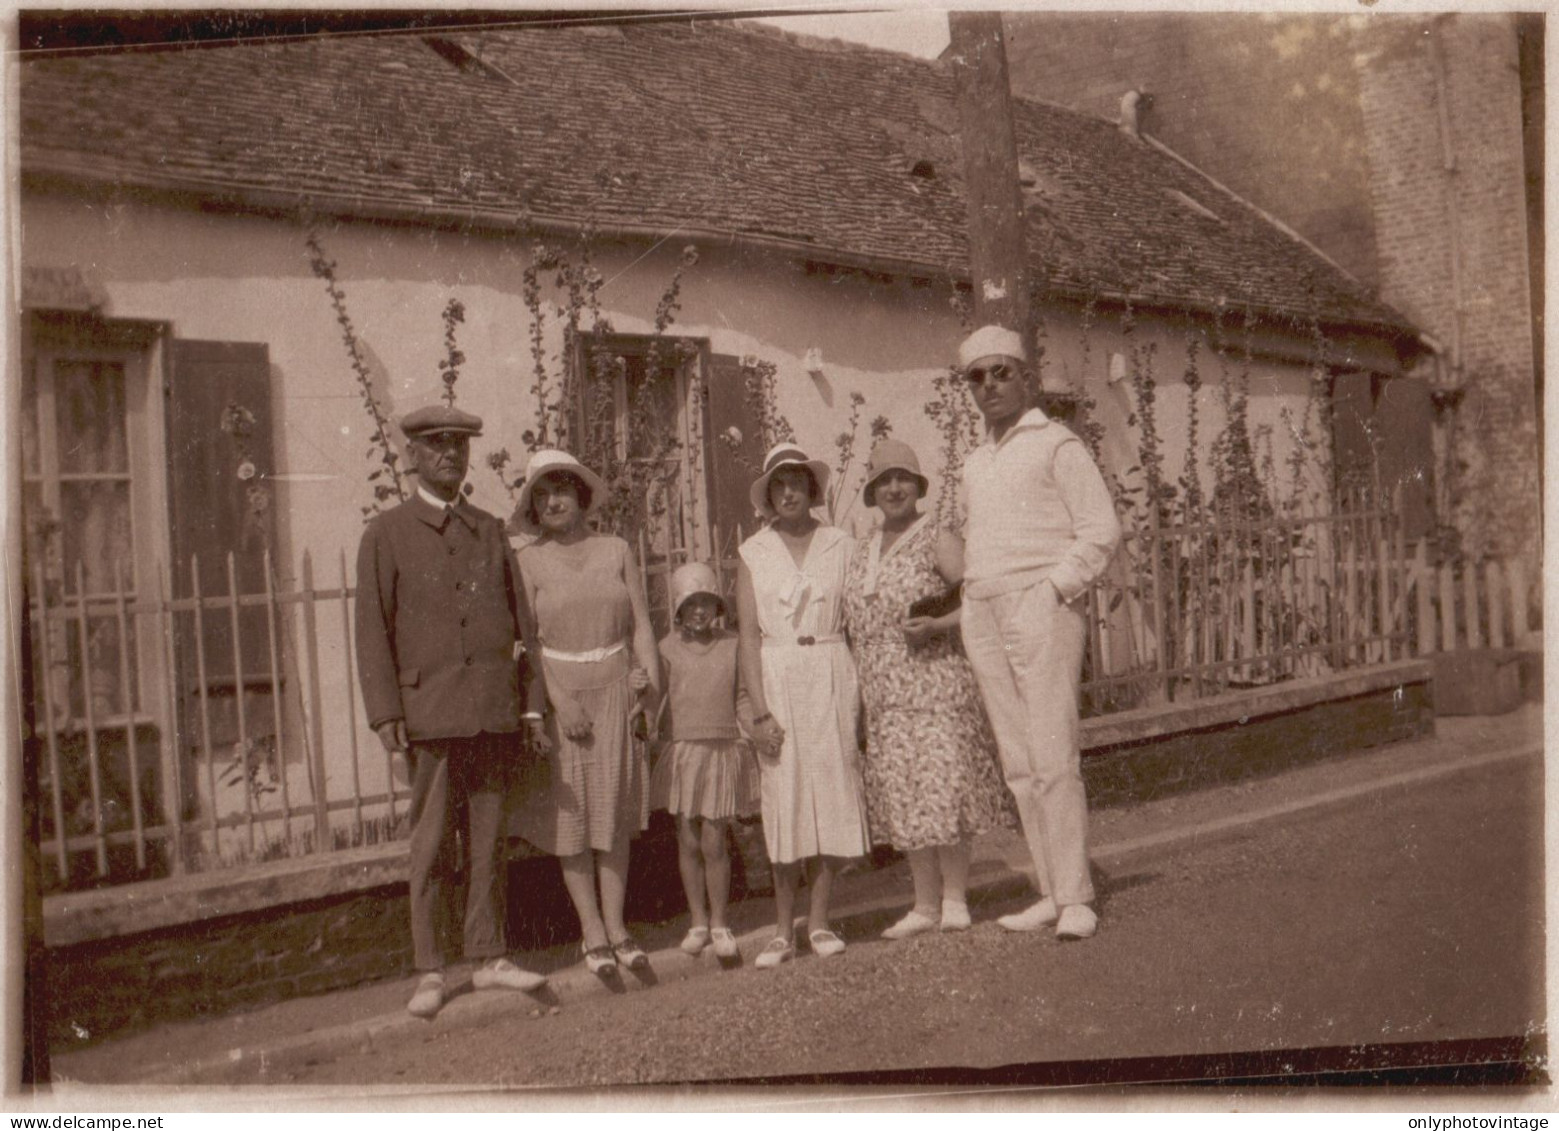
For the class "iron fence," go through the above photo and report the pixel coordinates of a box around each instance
[24,506,1537,893]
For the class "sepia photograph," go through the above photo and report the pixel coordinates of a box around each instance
[7,2,1547,1107]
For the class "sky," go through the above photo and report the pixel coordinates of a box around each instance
[751,9,951,58]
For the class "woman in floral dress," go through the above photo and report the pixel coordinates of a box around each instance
[843,439,1015,939]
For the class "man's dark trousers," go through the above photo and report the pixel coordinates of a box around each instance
[406,732,516,972]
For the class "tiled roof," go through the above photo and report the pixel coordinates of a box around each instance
[20,20,1415,340]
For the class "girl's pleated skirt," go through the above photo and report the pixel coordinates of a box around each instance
[650,738,761,821]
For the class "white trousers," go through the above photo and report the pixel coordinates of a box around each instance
[960,576,1094,907]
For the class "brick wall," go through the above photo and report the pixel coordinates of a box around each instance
[45,884,413,1047]
[1085,679,1435,807]
[1356,13,1540,562]
[41,833,747,1050]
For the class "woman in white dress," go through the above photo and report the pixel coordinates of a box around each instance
[736,444,872,969]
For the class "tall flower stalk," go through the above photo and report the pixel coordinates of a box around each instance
[305,230,406,518]
[438,298,466,406]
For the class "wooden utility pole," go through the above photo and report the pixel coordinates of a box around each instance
[947,11,1031,349]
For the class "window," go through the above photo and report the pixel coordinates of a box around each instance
[23,312,166,727]
[22,312,278,887]
[568,334,765,630]
[23,311,170,886]
[572,333,710,565]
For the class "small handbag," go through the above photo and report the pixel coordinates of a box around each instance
[907,585,962,620]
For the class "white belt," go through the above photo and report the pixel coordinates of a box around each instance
[761,633,845,648]
[541,642,625,663]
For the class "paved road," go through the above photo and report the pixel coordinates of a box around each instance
[247,753,1543,1088]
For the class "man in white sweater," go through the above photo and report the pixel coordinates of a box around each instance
[955,325,1122,940]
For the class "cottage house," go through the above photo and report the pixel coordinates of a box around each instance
[18,19,1428,887]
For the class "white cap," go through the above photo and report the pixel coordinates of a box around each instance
[957,324,1028,369]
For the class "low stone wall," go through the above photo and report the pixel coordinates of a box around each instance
[1082,661,1435,806]
[41,661,1433,1047]
[42,846,414,1046]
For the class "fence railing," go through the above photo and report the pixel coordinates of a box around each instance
[24,508,1539,894]
[1074,499,1538,716]
[26,549,401,895]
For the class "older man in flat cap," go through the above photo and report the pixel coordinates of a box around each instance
[954,325,1121,940]
[356,404,550,1017]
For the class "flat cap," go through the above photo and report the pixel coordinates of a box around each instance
[399,404,483,438]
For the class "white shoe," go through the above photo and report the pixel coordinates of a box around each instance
[710,927,739,959]
[940,901,971,932]
[1056,904,1098,940]
[407,972,446,1018]
[680,926,711,955]
[809,928,847,958]
[997,898,1058,932]
[881,909,937,940]
[472,956,547,992]
[755,936,794,969]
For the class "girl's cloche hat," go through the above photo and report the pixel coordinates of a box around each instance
[670,561,726,620]
[513,448,606,536]
[861,438,929,508]
[748,443,831,521]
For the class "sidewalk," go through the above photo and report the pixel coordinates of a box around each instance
[48,704,1542,1088]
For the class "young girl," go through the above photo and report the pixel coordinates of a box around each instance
[649,562,760,960]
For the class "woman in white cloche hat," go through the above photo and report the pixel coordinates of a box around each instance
[735,444,872,969]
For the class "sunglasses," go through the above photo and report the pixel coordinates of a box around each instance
[961,363,1021,387]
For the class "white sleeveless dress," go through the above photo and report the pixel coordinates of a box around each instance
[738,524,871,864]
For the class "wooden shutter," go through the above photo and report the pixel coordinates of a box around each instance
[1330,370,1376,499]
[703,353,766,567]
[1373,375,1434,540]
[164,340,277,747]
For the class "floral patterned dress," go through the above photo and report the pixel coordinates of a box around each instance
[843,517,1016,851]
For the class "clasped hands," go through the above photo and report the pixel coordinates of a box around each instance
[752,715,786,759]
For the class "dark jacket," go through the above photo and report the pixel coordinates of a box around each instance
[355,493,538,740]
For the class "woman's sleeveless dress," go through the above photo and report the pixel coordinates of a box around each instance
[738,524,871,864]
[509,534,648,855]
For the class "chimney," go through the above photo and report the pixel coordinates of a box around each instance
[1119,89,1154,140]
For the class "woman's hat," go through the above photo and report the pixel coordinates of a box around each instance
[748,443,830,520]
[513,448,606,535]
[862,439,929,508]
[670,561,725,619]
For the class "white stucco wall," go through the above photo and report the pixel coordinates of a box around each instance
[21,190,1343,833]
